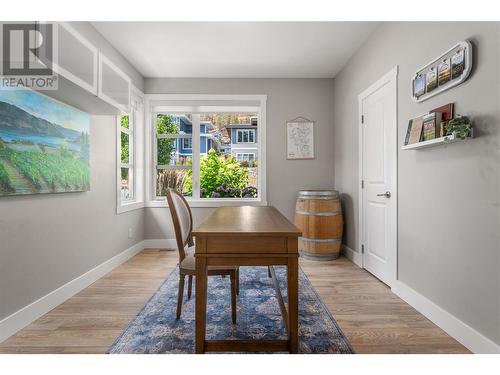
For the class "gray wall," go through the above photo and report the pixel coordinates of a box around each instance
[0,22,146,321]
[144,78,336,239]
[0,116,145,320]
[332,22,500,346]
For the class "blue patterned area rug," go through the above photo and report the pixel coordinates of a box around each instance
[107,266,354,354]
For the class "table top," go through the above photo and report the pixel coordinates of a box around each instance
[192,206,302,237]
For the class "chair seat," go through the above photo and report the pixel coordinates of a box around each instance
[179,250,238,271]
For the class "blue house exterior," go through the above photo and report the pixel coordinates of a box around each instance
[225,117,258,164]
[171,116,220,157]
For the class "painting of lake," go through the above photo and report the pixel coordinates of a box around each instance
[0,88,90,196]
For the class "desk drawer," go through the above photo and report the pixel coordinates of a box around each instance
[206,236,287,254]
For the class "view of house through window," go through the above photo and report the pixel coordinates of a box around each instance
[119,114,134,200]
[154,113,259,199]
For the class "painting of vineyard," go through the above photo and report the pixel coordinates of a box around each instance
[0,88,90,196]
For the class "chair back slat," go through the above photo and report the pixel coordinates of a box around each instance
[166,189,193,261]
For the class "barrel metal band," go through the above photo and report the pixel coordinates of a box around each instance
[299,237,340,243]
[298,190,339,196]
[295,210,340,216]
[297,196,339,200]
[300,251,339,259]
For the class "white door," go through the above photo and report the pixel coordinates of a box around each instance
[359,67,398,287]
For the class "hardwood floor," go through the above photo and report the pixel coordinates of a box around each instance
[0,249,469,354]
[300,258,469,354]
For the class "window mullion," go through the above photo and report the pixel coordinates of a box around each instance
[192,114,201,199]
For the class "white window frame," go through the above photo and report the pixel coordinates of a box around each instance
[118,114,134,200]
[236,129,256,143]
[145,94,267,208]
[116,86,145,214]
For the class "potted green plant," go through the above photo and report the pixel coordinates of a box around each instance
[444,115,472,141]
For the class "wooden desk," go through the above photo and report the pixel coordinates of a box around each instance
[192,206,302,353]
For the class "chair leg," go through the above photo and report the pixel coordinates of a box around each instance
[187,275,193,299]
[268,266,272,278]
[176,274,186,320]
[230,271,237,324]
[236,268,240,295]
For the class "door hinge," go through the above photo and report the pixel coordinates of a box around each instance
[361,115,364,124]
[361,180,364,189]
[361,244,365,254]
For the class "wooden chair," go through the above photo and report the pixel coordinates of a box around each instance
[166,188,238,323]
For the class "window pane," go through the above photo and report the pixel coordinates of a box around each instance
[120,115,129,129]
[156,114,189,134]
[156,168,192,197]
[120,167,133,200]
[199,113,258,199]
[157,138,192,166]
[249,130,255,143]
[121,132,129,163]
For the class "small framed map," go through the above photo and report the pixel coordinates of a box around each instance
[286,118,314,160]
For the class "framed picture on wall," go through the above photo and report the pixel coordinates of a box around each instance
[0,87,90,197]
[426,67,438,92]
[438,58,452,86]
[414,73,426,97]
[411,40,472,102]
[286,117,314,160]
[451,48,466,79]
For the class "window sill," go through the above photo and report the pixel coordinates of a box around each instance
[117,200,144,214]
[146,198,267,208]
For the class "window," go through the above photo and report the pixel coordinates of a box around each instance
[119,114,134,201]
[145,94,267,207]
[117,89,145,213]
[182,138,193,149]
[236,129,255,143]
[155,114,193,198]
[235,153,255,163]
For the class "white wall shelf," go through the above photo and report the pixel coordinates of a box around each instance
[401,132,473,150]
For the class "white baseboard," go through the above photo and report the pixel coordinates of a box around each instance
[342,244,362,267]
[392,280,500,354]
[0,240,146,343]
[142,239,176,250]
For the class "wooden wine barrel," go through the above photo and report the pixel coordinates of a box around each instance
[294,190,343,261]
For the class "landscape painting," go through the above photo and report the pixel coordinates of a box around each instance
[0,88,90,196]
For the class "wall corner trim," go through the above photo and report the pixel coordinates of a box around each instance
[392,280,500,354]
[342,244,362,267]
[0,240,149,343]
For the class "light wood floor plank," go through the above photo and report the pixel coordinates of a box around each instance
[0,249,469,354]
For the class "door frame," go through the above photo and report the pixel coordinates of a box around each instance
[357,65,398,287]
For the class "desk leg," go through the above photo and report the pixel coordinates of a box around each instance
[195,255,208,354]
[287,255,299,353]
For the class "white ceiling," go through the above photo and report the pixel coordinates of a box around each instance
[92,22,379,79]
